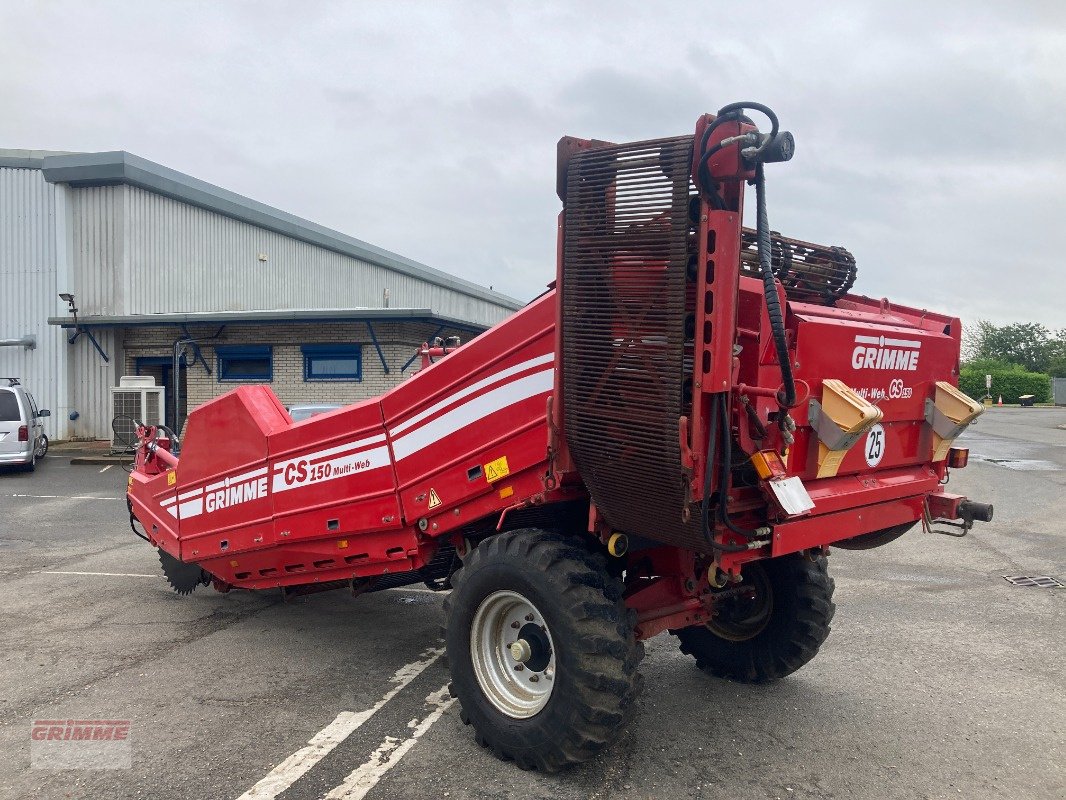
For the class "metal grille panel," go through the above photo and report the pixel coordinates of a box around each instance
[561,136,704,549]
[1003,575,1063,588]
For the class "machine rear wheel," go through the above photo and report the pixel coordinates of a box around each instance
[444,529,643,772]
[673,553,834,683]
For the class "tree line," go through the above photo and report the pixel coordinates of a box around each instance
[960,321,1064,403]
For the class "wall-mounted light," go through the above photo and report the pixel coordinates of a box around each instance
[59,293,78,324]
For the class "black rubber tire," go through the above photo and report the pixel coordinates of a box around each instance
[444,529,643,772]
[35,434,48,459]
[673,553,835,683]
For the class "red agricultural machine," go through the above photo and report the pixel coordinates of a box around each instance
[127,102,991,771]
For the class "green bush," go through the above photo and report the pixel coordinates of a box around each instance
[959,366,1051,403]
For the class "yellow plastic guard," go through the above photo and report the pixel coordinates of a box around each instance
[931,381,983,461]
[815,379,884,478]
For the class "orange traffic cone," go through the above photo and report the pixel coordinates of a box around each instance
[997,395,1003,406]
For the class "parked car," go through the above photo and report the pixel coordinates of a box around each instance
[0,379,50,471]
[286,403,342,423]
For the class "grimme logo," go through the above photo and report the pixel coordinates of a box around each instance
[31,719,132,770]
[851,335,921,372]
[205,476,268,513]
[31,719,130,741]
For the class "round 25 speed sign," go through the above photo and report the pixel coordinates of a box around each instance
[864,423,886,467]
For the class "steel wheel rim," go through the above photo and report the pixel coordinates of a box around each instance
[706,565,774,641]
[470,590,556,718]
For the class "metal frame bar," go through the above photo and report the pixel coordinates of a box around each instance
[179,324,223,374]
[364,321,389,375]
[67,328,110,363]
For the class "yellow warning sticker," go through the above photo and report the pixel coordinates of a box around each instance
[484,456,510,483]
[167,471,176,486]
[428,488,442,509]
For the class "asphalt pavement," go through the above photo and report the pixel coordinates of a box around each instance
[0,407,1063,800]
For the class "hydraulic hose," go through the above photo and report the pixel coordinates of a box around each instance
[754,161,797,408]
[700,392,751,551]
[700,395,743,552]
[695,101,796,410]
[717,396,761,539]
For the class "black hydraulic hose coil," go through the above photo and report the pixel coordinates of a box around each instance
[754,162,796,408]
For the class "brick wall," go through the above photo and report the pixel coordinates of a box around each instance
[122,321,463,419]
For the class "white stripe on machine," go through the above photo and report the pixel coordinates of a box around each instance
[391,353,553,436]
[391,368,554,460]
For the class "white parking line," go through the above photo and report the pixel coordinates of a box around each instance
[40,571,157,578]
[9,493,115,501]
[234,647,445,800]
[99,465,113,473]
[324,684,455,800]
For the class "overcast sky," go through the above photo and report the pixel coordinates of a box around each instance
[2,1,1063,328]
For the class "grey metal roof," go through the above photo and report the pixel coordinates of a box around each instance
[1,148,523,311]
[0,149,75,169]
[45,307,488,332]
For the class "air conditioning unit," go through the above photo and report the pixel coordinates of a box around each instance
[110,376,165,452]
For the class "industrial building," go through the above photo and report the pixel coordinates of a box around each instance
[0,149,522,441]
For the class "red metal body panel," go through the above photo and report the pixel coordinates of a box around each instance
[128,294,557,590]
[383,292,555,537]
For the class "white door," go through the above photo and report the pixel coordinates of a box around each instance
[0,388,23,457]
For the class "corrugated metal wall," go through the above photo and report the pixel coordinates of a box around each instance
[0,167,65,439]
[71,186,123,316]
[62,185,123,438]
[2,172,517,441]
[123,187,511,327]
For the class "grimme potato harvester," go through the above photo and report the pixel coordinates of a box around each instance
[127,102,992,771]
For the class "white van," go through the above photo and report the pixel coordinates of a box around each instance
[0,379,50,471]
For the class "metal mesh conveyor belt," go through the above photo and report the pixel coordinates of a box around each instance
[560,135,858,549]
[561,135,706,549]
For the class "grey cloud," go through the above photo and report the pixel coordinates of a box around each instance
[2,0,1062,328]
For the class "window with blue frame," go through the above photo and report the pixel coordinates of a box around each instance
[303,344,362,381]
[217,346,273,382]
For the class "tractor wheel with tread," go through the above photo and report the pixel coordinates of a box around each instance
[443,529,643,772]
[673,552,835,683]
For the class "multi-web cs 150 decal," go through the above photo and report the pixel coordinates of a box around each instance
[272,434,391,494]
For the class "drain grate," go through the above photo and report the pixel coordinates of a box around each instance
[1003,575,1064,588]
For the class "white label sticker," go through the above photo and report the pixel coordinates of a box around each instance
[864,423,886,467]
